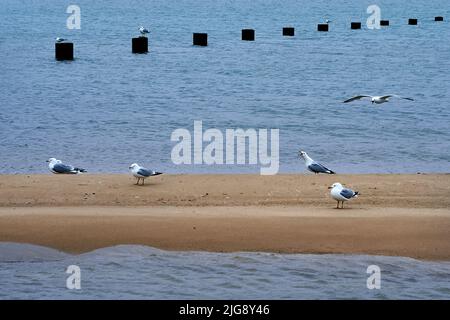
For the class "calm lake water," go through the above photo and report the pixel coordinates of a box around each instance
[0,0,449,174]
[0,243,449,299]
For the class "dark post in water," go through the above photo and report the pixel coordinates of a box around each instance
[282,27,295,36]
[132,37,148,54]
[351,22,361,30]
[408,18,418,25]
[317,24,328,32]
[55,42,74,61]
[380,20,390,26]
[242,29,255,41]
[435,16,444,22]
[193,33,208,46]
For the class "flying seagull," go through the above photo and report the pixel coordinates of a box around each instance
[55,37,67,43]
[46,158,86,174]
[129,163,162,185]
[298,151,335,174]
[139,26,150,37]
[343,94,414,104]
[329,182,359,209]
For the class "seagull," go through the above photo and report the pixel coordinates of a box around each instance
[298,151,335,174]
[139,26,150,37]
[55,37,67,43]
[329,182,359,209]
[325,19,332,24]
[129,163,162,185]
[46,158,86,174]
[343,94,414,104]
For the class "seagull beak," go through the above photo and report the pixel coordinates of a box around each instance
[328,186,332,189]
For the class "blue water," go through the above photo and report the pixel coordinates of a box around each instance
[0,0,449,174]
[0,243,449,299]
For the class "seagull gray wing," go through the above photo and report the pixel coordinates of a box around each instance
[308,162,335,174]
[381,95,414,101]
[343,95,372,103]
[52,163,75,174]
[137,168,153,177]
[340,188,356,199]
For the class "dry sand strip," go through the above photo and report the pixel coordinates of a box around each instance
[0,174,449,208]
[0,206,449,261]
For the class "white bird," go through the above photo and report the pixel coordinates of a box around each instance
[139,26,150,37]
[129,163,162,185]
[343,94,414,104]
[298,151,335,174]
[55,37,67,43]
[329,182,359,209]
[325,19,332,24]
[46,158,86,174]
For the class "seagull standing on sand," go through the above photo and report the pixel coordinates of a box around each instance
[298,151,335,174]
[329,182,359,209]
[46,158,86,174]
[139,26,150,37]
[343,94,414,104]
[129,163,162,185]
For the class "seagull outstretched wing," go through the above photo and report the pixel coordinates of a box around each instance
[343,95,372,103]
[380,95,414,101]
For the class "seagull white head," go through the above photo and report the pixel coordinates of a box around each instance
[129,163,139,170]
[139,26,149,35]
[46,157,57,163]
[328,182,343,189]
[298,150,315,163]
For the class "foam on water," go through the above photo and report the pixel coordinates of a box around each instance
[0,243,449,299]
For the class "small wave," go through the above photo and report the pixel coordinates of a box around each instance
[0,242,68,262]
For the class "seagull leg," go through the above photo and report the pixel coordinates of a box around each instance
[336,201,339,209]
[136,178,140,185]
[142,178,145,185]
[341,202,344,209]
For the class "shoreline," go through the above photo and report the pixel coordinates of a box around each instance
[0,174,449,260]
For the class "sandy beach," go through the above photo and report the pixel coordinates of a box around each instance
[0,174,449,260]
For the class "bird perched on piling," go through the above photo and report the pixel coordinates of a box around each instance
[46,158,86,174]
[139,26,150,37]
[343,94,414,104]
[129,163,162,185]
[298,151,335,174]
[329,182,359,209]
[55,37,67,43]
